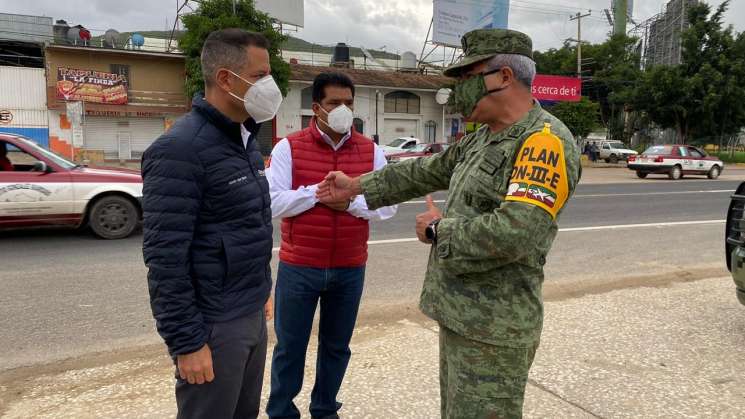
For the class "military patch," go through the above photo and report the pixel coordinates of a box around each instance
[505,123,568,219]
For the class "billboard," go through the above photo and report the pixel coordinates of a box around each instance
[56,68,128,105]
[433,0,509,47]
[255,0,304,27]
[532,75,582,102]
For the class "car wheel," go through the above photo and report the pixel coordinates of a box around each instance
[669,165,682,180]
[609,154,619,164]
[636,171,648,179]
[88,196,138,239]
[604,158,610,163]
[708,165,721,179]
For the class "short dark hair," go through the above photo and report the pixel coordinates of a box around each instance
[312,72,355,103]
[201,28,270,86]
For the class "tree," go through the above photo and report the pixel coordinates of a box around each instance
[633,0,745,144]
[179,0,290,98]
[546,98,600,140]
[533,35,642,142]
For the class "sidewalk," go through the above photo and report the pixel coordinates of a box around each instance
[3,276,744,418]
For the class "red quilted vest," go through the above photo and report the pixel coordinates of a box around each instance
[279,119,375,268]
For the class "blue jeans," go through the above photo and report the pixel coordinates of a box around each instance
[266,262,365,419]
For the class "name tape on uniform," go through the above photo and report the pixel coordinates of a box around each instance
[505,123,568,219]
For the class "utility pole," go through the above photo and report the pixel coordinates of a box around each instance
[569,11,591,79]
[613,0,628,36]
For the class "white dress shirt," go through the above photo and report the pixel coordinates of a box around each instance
[266,123,398,221]
[240,124,250,148]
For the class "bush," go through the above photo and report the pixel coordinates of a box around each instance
[713,152,745,164]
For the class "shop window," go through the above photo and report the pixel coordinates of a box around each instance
[110,64,130,85]
[384,91,420,114]
[424,120,436,142]
[301,86,313,110]
[353,118,364,134]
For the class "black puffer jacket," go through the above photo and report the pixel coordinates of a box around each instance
[142,93,272,356]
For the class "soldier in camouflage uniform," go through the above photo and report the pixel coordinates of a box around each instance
[318,28,581,419]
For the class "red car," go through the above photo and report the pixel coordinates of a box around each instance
[0,133,143,239]
[386,143,450,162]
[627,144,724,180]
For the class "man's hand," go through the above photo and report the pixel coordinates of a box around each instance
[265,296,273,321]
[177,344,214,385]
[416,195,442,244]
[317,171,361,203]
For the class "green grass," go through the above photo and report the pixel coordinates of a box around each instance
[713,152,745,164]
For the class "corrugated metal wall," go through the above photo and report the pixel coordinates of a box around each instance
[0,13,53,44]
[0,66,49,147]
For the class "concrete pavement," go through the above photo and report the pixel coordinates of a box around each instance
[2,276,743,418]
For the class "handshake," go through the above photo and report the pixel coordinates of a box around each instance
[315,171,362,211]
[315,171,443,244]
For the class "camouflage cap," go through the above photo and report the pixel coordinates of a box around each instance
[443,28,534,77]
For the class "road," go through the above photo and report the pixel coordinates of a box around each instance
[0,175,741,371]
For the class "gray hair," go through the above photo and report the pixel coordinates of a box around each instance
[486,54,536,88]
[201,28,269,86]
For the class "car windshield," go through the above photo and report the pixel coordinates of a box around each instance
[387,138,407,147]
[643,145,673,155]
[14,137,76,169]
[409,144,429,152]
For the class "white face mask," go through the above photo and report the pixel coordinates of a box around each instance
[319,104,354,134]
[227,71,283,123]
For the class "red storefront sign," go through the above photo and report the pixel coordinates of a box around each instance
[56,67,128,105]
[532,75,582,102]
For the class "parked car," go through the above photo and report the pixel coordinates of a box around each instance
[0,133,143,239]
[596,140,638,164]
[386,143,450,162]
[627,144,724,180]
[380,137,423,156]
[725,181,745,306]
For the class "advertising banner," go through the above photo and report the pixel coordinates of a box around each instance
[56,68,128,105]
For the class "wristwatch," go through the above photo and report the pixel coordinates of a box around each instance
[425,219,441,242]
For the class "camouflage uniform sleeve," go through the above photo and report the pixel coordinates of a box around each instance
[434,201,553,275]
[435,122,580,275]
[361,142,463,210]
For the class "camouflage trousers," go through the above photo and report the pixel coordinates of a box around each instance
[439,325,539,419]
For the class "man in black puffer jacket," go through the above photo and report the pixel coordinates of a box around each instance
[142,28,282,419]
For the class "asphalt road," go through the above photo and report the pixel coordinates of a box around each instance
[0,176,742,370]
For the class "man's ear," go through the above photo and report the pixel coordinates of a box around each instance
[501,66,515,86]
[214,68,232,92]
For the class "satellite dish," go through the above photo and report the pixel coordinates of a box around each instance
[436,88,451,105]
[104,29,120,48]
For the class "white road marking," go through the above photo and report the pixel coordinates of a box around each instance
[401,189,732,204]
[559,219,725,232]
[573,190,732,198]
[271,219,726,251]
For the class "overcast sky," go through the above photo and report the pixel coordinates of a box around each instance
[2,0,743,55]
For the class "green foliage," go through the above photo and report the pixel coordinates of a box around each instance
[547,97,600,140]
[633,0,745,144]
[533,35,641,142]
[178,0,290,98]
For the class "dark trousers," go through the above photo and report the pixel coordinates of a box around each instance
[266,262,365,419]
[175,309,267,419]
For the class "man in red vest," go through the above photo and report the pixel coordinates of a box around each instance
[265,72,397,419]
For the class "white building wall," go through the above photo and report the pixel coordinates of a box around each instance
[275,81,461,146]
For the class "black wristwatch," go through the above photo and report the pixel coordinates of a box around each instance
[425,219,441,242]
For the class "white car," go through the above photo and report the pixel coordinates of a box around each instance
[380,137,423,156]
[627,144,724,180]
[597,140,638,164]
[0,133,143,239]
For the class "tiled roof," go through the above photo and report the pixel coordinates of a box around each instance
[289,63,452,90]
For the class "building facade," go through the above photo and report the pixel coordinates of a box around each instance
[272,63,461,150]
[44,45,187,161]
